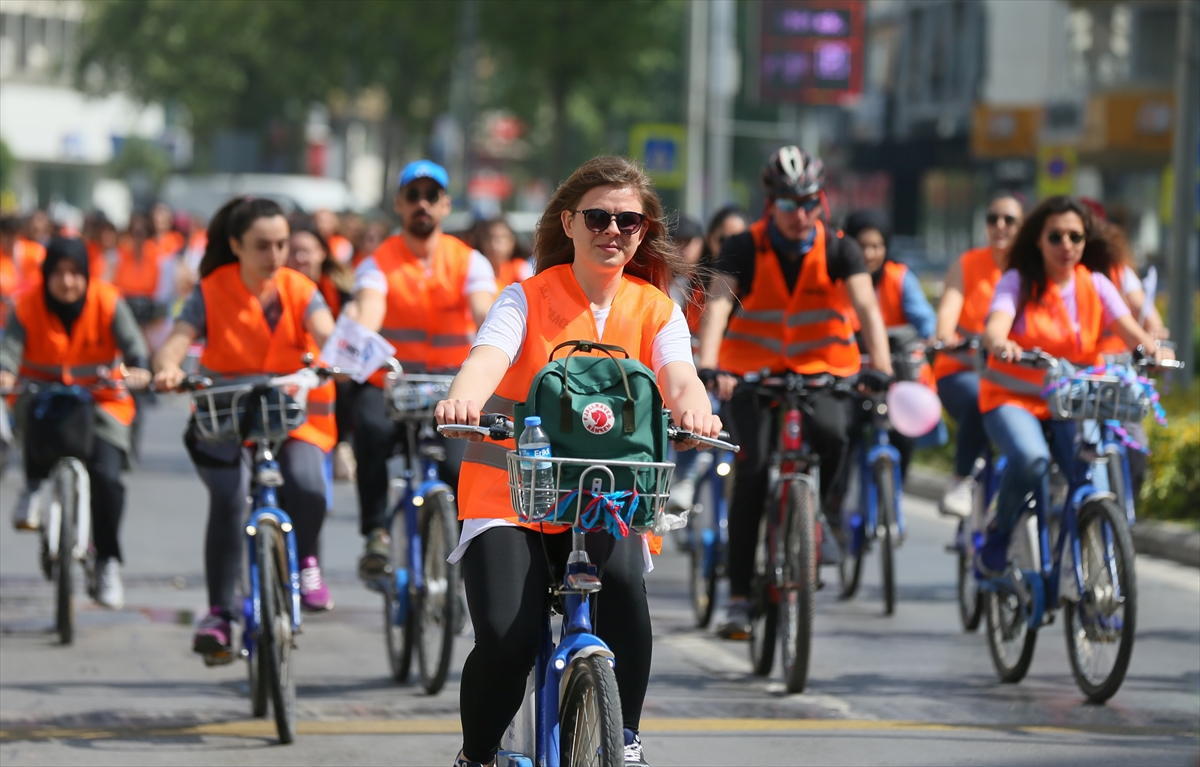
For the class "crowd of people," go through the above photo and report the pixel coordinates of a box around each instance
[0,144,1175,767]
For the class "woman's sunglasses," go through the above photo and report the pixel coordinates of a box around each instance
[986,213,1017,226]
[1047,230,1085,245]
[775,195,821,214]
[574,209,647,235]
[404,187,443,204]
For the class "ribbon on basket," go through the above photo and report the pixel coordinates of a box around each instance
[552,489,641,538]
[1041,362,1168,453]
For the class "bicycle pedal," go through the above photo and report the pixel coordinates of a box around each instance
[202,650,236,667]
[564,573,602,592]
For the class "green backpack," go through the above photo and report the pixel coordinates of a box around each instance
[513,340,668,532]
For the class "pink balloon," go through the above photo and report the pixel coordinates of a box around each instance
[886,381,943,437]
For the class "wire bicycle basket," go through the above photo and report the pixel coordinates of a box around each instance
[1043,362,1156,423]
[384,372,455,421]
[504,453,675,536]
[191,378,309,443]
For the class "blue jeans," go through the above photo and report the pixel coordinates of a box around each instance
[981,405,1077,535]
[937,371,989,477]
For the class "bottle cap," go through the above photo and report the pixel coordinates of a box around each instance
[524,416,542,427]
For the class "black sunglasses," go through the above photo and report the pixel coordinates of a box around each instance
[1047,230,1085,245]
[986,213,1017,226]
[404,186,443,204]
[574,209,647,235]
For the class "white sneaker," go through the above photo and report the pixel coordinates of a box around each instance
[939,476,975,518]
[11,483,43,531]
[666,477,695,512]
[333,442,356,482]
[94,558,125,609]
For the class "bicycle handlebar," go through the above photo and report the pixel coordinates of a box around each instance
[437,413,741,452]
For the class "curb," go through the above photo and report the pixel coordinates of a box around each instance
[906,466,1200,569]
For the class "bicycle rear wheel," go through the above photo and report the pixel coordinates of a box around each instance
[748,513,777,677]
[689,470,717,629]
[53,467,76,646]
[385,506,414,684]
[837,509,864,601]
[257,522,297,744]
[416,489,460,695]
[1065,498,1137,703]
[956,520,982,632]
[875,459,896,616]
[780,478,817,693]
[559,654,623,767]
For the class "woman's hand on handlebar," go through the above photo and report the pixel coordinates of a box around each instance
[434,398,484,442]
[153,365,186,392]
[0,370,15,390]
[991,338,1023,361]
[698,368,738,402]
[123,367,152,390]
[1149,343,1176,366]
[676,409,723,451]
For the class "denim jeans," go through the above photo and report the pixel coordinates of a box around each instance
[981,405,1077,535]
[937,371,990,477]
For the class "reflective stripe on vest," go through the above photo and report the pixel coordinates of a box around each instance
[979,367,1045,396]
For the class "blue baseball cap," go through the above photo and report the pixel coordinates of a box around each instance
[398,160,449,190]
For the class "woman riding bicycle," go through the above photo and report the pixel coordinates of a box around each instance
[976,195,1173,575]
[436,156,722,767]
[0,237,151,609]
[152,198,339,660]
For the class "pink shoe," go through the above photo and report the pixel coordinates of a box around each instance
[299,556,333,612]
[193,607,232,656]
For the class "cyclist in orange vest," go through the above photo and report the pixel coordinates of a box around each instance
[697,146,894,640]
[932,193,1023,517]
[314,208,354,265]
[151,202,185,257]
[1,238,151,608]
[976,196,1172,575]
[350,160,496,579]
[436,156,721,767]
[1,215,47,293]
[153,197,339,659]
[473,216,533,290]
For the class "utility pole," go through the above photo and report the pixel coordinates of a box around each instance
[706,0,738,215]
[1168,0,1198,372]
[685,1,709,221]
[447,0,479,206]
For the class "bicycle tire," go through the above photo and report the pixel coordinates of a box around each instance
[54,467,75,646]
[385,507,414,684]
[780,479,817,693]
[559,654,624,767]
[416,489,460,695]
[689,469,717,628]
[1105,449,1131,523]
[257,522,297,744]
[956,519,982,632]
[837,508,864,601]
[748,512,777,677]
[1064,498,1137,703]
[875,459,896,616]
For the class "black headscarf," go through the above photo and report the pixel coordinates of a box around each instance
[843,209,893,286]
[42,237,90,335]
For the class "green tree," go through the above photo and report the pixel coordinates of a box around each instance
[0,136,14,191]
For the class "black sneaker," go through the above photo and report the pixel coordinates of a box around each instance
[624,729,649,766]
[716,599,751,640]
[452,750,493,767]
[358,528,391,581]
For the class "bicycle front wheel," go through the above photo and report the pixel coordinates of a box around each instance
[956,519,982,632]
[985,588,1037,683]
[689,470,717,629]
[385,506,414,684]
[53,466,76,646]
[780,478,817,693]
[416,489,460,695]
[559,655,624,767]
[748,513,777,677]
[1065,498,1137,703]
[257,522,297,744]
[875,459,897,616]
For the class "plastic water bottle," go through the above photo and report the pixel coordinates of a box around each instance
[518,416,556,519]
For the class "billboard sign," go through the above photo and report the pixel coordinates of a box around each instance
[757,0,865,105]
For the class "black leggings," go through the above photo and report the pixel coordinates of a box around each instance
[25,436,125,562]
[725,387,855,598]
[459,526,650,764]
[192,438,327,614]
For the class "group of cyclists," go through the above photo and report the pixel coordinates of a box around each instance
[0,142,1176,767]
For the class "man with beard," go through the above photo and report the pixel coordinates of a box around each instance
[350,161,496,578]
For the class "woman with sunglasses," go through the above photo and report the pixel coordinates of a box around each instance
[975,196,1172,575]
[436,156,721,767]
[933,193,1023,518]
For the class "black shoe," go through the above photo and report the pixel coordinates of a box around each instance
[358,528,391,580]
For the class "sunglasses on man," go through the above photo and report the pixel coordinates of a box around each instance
[986,213,1018,226]
[404,186,443,204]
[573,209,647,235]
[774,195,821,214]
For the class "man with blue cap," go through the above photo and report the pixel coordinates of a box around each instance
[350,160,496,578]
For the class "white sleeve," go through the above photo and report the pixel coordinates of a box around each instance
[471,284,527,365]
[651,304,695,374]
[352,256,388,295]
[1119,265,1141,297]
[464,250,498,296]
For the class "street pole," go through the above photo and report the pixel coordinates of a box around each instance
[447,0,479,206]
[685,0,709,222]
[1168,0,1199,372]
[706,0,738,215]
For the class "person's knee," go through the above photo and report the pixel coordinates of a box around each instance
[1009,449,1050,485]
[473,619,541,670]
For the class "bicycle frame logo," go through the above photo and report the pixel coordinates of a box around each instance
[581,402,615,434]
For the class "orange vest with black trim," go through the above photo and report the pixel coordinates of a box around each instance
[719,219,860,377]
[979,265,1103,419]
[0,257,18,329]
[933,246,1003,381]
[86,241,110,283]
[112,240,163,299]
[155,230,185,256]
[1096,264,1131,356]
[317,273,344,319]
[876,261,907,328]
[458,265,675,538]
[15,280,135,426]
[198,264,336,451]
[368,233,478,385]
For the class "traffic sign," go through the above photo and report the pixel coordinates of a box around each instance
[1036,145,1076,199]
[630,123,687,190]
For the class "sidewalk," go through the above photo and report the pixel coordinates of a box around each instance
[906,466,1200,568]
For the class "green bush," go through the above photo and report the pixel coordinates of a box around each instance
[1140,411,1200,525]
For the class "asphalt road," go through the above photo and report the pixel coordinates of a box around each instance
[1,398,1197,766]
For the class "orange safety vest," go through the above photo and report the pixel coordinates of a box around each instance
[112,239,164,299]
[368,233,478,385]
[4,238,46,292]
[719,219,860,377]
[1096,264,1131,356]
[328,234,354,264]
[855,261,936,389]
[933,246,1003,381]
[155,230,185,256]
[979,264,1103,419]
[317,273,344,319]
[15,280,135,426]
[458,264,675,544]
[495,258,531,291]
[198,264,336,451]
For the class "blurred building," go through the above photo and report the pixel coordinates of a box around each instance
[848,0,1181,270]
[0,0,185,223]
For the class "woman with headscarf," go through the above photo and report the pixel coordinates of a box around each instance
[0,238,151,609]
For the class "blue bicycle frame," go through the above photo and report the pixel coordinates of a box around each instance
[843,401,905,559]
[241,443,301,660]
[696,451,733,584]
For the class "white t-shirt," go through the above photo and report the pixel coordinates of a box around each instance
[353,248,497,297]
[449,280,696,573]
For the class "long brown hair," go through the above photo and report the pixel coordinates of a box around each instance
[198,197,287,279]
[532,156,686,294]
[290,216,354,293]
[1006,195,1116,311]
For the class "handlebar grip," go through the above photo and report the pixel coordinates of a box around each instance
[479,413,504,427]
